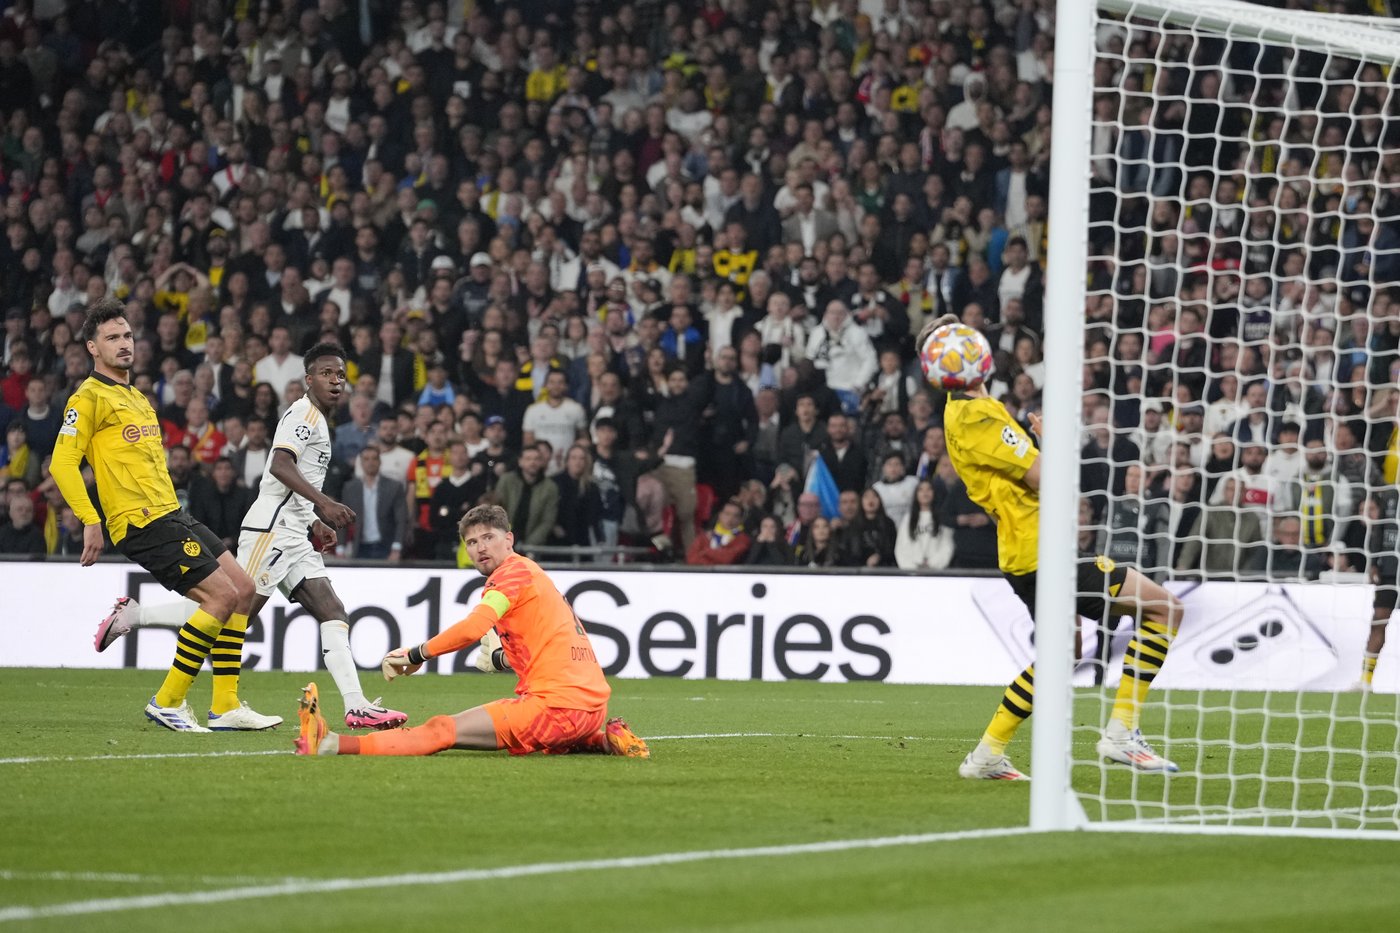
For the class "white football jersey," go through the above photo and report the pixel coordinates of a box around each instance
[242,397,333,533]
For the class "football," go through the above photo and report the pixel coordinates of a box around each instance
[919,322,994,391]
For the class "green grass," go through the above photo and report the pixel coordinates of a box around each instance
[1,670,1398,932]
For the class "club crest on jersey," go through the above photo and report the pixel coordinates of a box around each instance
[183,540,202,557]
[1095,555,1117,574]
[294,424,312,441]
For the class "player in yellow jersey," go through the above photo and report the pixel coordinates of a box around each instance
[49,299,279,733]
[921,317,1185,779]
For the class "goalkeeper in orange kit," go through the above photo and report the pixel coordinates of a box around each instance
[294,503,649,758]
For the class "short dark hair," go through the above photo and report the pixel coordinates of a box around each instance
[304,342,346,371]
[459,503,511,538]
[81,298,127,344]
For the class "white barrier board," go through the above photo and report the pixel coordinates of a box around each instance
[0,563,1392,691]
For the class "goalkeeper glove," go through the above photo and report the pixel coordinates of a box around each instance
[474,628,512,673]
[381,645,426,682]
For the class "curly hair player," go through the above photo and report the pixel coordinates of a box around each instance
[294,503,649,759]
[920,316,1185,780]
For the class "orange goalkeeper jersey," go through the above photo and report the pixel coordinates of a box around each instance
[426,553,611,710]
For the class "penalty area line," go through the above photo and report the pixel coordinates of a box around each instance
[0,826,1036,923]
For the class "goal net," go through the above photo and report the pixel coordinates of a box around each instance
[1044,0,1400,835]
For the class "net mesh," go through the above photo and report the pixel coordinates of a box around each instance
[1070,0,1400,832]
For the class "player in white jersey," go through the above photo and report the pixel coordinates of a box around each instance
[97,344,408,730]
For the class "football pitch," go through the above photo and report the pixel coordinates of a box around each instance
[2,670,1398,932]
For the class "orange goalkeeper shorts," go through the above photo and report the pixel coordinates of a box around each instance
[483,694,606,756]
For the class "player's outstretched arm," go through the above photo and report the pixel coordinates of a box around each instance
[268,448,355,528]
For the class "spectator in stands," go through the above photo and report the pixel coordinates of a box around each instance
[333,395,376,467]
[943,469,999,570]
[231,417,272,491]
[522,370,588,476]
[179,397,226,466]
[342,446,408,561]
[360,321,417,410]
[406,420,452,555]
[477,359,533,451]
[428,441,485,560]
[745,515,793,567]
[0,494,45,555]
[53,506,85,558]
[700,344,757,501]
[18,377,58,456]
[1297,434,1354,569]
[837,488,898,568]
[818,413,869,494]
[895,480,954,571]
[794,516,837,568]
[495,444,558,549]
[779,394,827,480]
[806,301,878,416]
[1221,441,1295,514]
[247,383,282,435]
[1266,515,1311,580]
[686,498,751,566]
[1,421,41,488]
[872,452,918,525]
[1176,477,1267,578]
[552,443,602,548]
[254,325,303,405]
[650,364,706,553]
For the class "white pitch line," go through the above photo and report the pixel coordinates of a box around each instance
[0,732,1129,767]
[0,870,306,886]
[0,749,286,765]
[0,826,1036,923]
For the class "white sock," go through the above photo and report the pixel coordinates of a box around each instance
[320,621,368,711]
[140,599,200,628]
[317,733,340,756]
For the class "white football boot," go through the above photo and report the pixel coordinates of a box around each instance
[958,742,1029,781]
[1097,720,1179,772]
[208,702,284,731]
[145,697,212,733]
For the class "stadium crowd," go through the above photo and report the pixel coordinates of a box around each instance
[0,0,1393,580]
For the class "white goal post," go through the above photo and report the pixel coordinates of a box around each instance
[1034,0,1400,836]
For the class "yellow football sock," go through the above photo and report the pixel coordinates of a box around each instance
[210,612,249,714]
[981,665,1034,755]
[153,608,224,708]
[1111,619,1173,731]
[1362,652,1379,686]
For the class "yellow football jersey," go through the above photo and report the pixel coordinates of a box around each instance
[943,395,1041,575]
[50,373,180,544]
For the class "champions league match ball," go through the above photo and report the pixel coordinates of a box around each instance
[919,322,994,391]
